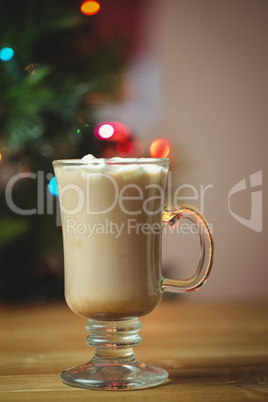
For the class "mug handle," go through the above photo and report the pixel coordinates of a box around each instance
[161,204,214,293]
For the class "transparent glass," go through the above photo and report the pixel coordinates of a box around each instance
[53,157,214,390]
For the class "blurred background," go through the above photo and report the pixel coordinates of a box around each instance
[0,0,267,303]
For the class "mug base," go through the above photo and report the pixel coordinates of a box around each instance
[61,359,169,390]
[61,317,168,390]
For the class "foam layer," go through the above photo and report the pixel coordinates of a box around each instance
[63,154,168,177]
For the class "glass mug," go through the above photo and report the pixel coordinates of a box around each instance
[53,157,214,390]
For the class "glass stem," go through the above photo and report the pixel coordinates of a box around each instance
[86,318,142,362]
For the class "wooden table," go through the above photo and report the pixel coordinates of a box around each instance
[0,299,268,401]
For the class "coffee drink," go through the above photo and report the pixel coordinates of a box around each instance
[54,156,168,319]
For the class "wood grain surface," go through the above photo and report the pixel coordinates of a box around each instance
[0,299,268,401]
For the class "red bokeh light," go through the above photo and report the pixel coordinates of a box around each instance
[149,139,171,158]
[116,140,133,156]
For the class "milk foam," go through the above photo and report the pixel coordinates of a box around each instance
[80,154,164,175]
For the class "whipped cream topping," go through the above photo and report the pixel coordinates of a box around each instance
[79,154,168,175]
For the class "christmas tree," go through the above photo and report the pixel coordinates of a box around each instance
[0,0,135,301]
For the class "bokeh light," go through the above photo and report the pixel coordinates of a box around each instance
[80,0,100,15]
[98,123,115,139]
[116,140,133,157]
[48,176,59,196]
[110,122,131,141]
[0,47,14,61]
[95,121,131,141]
[149,139,171,158]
